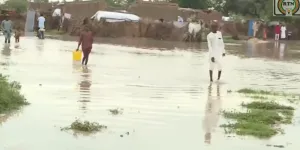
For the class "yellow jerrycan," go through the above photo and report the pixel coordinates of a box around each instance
[73,50,82,61]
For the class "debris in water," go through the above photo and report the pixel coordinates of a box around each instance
[61,119,107,133]
[126,132,129,135]
[266,144,285,148]
[120,135,123,137]
[108,108,123,115]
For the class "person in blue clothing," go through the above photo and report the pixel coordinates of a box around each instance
[37,13,46,39]
[1,15,13,43]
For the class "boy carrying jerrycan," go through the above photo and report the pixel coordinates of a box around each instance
[74,25,94,65]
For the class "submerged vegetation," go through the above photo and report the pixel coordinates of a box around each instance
[61,119,107,133]
[0,74,29,114]
[237,88,283,96]
[108,108,123,115]
[221,88,297,138]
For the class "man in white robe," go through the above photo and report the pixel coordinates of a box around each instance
[280,25,286,39]
[207,21,226,82]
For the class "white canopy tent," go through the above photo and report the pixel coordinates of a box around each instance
[91,11,140,22]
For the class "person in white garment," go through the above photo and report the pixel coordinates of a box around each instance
[177,16,183,23]
[203,83,222,144]
[37,13,46,39]
[207,21,225,82]
[280,24,287,40]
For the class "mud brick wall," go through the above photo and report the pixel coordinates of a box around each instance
[69,19,188,41]
[178,9,222,23]
[29,1,107,19]
[28,2,53,11]
[63,1,107,20]
[128,2,180,21]
[128,2,222,22]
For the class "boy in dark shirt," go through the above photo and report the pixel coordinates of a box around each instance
[15,27,21,43]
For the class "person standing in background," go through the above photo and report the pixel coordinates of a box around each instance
[177,16,183,23]
[37,13,46,39]
[1,15,13,44]
[253,21,259,37]
[207,21,226,82]
[280,24,287,40]
[263,24,268,40]
[274,23,281,40]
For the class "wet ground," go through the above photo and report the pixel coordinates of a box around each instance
[0,36,300,150]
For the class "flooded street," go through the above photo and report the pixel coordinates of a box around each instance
[0,37,300,150]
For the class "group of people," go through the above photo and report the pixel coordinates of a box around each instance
[274,23,290,40]
[0,13,46,44]
[77,18,223,82]
[252,21,292,41]
[2,15,220,82]
[1,15,21,44]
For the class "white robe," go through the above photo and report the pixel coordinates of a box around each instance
[281,26,286,39]
[207,31,225,70]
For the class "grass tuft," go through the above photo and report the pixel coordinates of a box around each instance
[0,74,29,114]
[237,88,282,95]
[221,88,296,139]
[61,119,107,133]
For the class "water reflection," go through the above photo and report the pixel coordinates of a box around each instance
[203,83,221,144]
[0,111,21,126]
[36,39,44,51]
[78,66,91,113]
[2,44,11,56]
[241,41,292,62]
[72,61,82,73]
[246,41,254,57]
[279,42,286,60]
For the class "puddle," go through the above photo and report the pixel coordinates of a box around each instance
[0,37,299,150]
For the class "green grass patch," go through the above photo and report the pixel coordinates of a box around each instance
[221,101,294,138]
[246,95,269,100]
[61,119,107,133]
[242,101,294,110]
[237,88,283,95]
[0,74,29,114]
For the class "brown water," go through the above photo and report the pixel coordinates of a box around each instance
[0,37,300,150]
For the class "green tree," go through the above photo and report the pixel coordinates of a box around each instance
[178,0,210,9]
[212,0,273,19]
[3,0,28,13]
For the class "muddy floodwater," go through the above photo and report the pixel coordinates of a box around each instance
[0,36,300,150]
